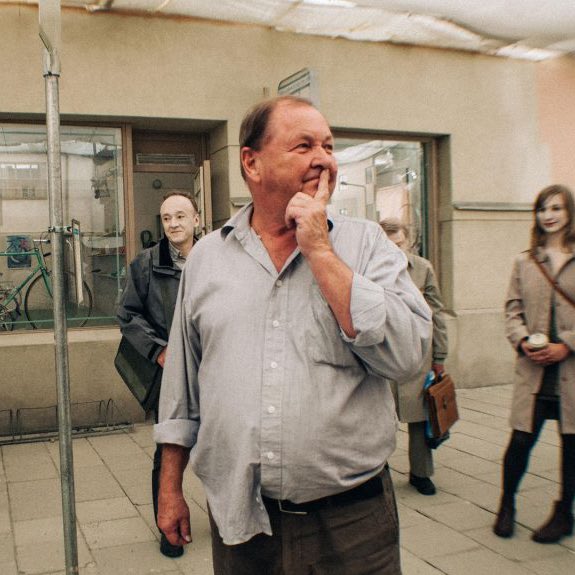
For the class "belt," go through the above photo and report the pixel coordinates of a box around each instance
[262,475,383,515]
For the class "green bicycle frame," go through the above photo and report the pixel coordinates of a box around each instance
[0,248,52,308]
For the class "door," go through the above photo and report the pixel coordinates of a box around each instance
[193,160,213,237]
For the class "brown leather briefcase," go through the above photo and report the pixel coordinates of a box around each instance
[426,373,459,439]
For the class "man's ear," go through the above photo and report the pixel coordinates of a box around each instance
[241,147,260,182]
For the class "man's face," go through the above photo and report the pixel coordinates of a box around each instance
[160,195,199,248]
[253,102,338,201]
[387,229,409,253]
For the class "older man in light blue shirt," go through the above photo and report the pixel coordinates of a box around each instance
[155,95,431,574]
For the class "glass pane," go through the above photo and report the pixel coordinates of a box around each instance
[330,138,427,255]
[0,124,125,331]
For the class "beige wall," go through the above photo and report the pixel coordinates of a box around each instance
[1,6,574,412]
[537,58,575,191]
[0,7,551,203]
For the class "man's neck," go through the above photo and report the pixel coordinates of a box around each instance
[251,205,298,272]
[251,199,292,236]
[170,239,194,258]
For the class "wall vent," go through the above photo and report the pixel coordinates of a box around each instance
[136,153,195,167]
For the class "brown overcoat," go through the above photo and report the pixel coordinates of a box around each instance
[505,247,575,434]
[391,254,448,422]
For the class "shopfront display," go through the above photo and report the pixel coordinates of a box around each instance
[331,137,431,256]
[0,124,125,331]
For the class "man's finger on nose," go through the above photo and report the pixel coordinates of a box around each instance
[314,170,331,204]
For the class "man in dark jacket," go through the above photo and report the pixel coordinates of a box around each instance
[117,191,199,557]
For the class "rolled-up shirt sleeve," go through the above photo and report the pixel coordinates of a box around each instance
[341,236,432,382]
[154,271,201,448]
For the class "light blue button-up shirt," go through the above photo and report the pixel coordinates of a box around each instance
[154,204,431,544]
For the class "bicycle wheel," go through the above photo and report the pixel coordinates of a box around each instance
[64,272,93,328]
[24,272,93,329]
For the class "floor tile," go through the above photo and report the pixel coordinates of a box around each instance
[91,541,181,575]
[431,546,540,575]
[16,534,92,575]
[76,497,139,524]
[8,478,62,521]
[521,549,575,575]
[400,549,449,575]
[465,524,566,562]
[82,516,156,549]
[74,466,124,502]
[400,522,479,560]
[0,533,17,575]
[420,501,495,531]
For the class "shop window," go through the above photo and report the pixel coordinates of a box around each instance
[331,136,433,257]
[0,124,125,332]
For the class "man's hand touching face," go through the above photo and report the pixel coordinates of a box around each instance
[284,169,332,259]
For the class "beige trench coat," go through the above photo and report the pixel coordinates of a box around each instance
[391,254,448,422]
[505,248,575,434]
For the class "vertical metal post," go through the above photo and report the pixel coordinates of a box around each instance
[39,2,79,573]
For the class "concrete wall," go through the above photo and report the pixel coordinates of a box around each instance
[1,6,575,416]
[0,329,144,428]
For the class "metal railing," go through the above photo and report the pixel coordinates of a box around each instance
[0,399,132,446]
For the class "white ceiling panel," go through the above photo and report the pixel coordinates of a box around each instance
[3,0,575,60]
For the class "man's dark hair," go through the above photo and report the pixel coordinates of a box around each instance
[239,95,315,180]
[162,190,199,213]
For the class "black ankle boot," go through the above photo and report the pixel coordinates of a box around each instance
[493,503,515,538]
[532,501,574,544]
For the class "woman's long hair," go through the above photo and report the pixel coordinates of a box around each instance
[530,184,575,254]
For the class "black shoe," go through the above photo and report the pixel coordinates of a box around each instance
[409,473,436,495]
[160,534,184,558]
[532,501,574,544]
[493,504,515,538]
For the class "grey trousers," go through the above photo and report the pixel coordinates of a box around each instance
[408,421,434,478]
[209,466,401,575]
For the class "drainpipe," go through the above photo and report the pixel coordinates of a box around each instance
[39,2,79,574]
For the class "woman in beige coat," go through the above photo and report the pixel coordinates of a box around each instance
[494,184,575,543]
[381,219,448,496]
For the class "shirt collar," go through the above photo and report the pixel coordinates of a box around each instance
[168,241,187,265]
[221,201,334,240]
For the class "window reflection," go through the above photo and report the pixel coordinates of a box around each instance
[331,138,426,255]
[0,125,125,331]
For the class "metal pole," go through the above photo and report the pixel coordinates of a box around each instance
[40,2,79,573]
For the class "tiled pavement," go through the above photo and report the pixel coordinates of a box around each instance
[0,384,573,575]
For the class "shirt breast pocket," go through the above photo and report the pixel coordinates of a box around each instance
[306,285,361,369]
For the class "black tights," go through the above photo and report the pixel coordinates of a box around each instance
[502,398,575,510]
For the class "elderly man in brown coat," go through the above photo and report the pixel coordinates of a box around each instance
[381,219,448,495]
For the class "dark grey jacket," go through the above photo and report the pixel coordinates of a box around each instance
[117,237,181,365]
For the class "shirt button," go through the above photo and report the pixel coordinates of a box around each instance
[267,405,276,414]
[275,280,283,287]
[270,361,278,369]
[266,451,275,460]
[272,320,280,328]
